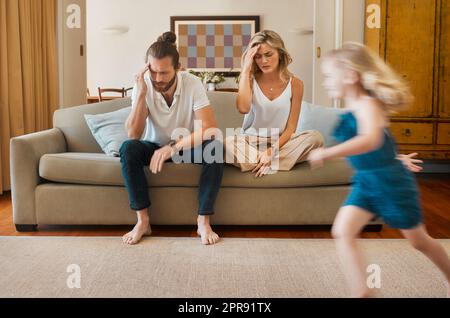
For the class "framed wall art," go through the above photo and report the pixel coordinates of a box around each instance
[171,16,260,75]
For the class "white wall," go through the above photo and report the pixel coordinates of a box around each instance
[86,0,315,101]
[86,0,365,103]
[343,0,365,43]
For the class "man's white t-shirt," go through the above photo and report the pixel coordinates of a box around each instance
[131,71,210,146]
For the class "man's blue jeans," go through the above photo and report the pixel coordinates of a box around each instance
[119,139,224,215]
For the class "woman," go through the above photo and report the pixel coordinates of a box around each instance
[225,30,324,177]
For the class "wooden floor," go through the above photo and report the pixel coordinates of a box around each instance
[0,174,449,239]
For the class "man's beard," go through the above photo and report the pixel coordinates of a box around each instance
[151,73,177,93]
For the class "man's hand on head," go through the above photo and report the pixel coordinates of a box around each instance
[135,63,150,97]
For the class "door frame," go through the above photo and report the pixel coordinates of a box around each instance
[57,0,87,108]
[312,0,344,108]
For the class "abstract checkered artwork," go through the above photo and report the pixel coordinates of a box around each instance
[172,17,259,72]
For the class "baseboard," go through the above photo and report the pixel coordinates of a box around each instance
[418,160,450,174]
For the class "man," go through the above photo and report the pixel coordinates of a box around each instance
[120,32,224,245]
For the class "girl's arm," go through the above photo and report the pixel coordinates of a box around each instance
[397,153,423,172]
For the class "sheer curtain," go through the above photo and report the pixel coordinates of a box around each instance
[0,0,58,194]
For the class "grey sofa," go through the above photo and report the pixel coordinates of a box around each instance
[10,91,382,232]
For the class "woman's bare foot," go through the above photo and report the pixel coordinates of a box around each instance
[122,211,152,245]
[197,215,220,245]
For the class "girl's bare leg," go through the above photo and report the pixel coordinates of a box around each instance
[401,224,450,297]
[332,206,376,297]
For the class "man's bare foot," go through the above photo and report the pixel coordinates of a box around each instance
[122,221,152,245]
[197,216,220,245]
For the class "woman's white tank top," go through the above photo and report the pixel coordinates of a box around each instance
[242,77,292,138]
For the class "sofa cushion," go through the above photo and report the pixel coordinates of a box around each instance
[39,153,353,188]
[207,91,243,135]
[84,107,131,156]
[53,93,343,153]
[54,98,132,153]
[53,92,241,153]
[298,101,346,147]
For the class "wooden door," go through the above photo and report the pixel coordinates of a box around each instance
[439,0,450,118]
[385,0,436,118]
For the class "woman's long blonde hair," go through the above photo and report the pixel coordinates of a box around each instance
[243,30,293,82]
[325,42,413,113]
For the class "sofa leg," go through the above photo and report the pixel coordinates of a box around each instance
[364,224,383,232]
[15,224,38,232]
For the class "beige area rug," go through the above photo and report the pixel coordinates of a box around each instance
[0,237,448,298]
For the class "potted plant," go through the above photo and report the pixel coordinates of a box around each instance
[200,72,226,91]
[188,70,226,91]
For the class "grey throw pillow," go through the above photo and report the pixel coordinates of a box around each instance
[297,101,346,147]
[84,107,131,156]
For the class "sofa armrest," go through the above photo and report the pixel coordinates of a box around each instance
[10,128,67,225]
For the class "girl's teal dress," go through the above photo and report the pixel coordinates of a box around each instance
[333,112,423,229]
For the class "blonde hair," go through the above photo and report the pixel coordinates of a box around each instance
[325,42,413,113]
[243,30,293,82]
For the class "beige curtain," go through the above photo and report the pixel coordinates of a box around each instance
[0,0,58,194]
